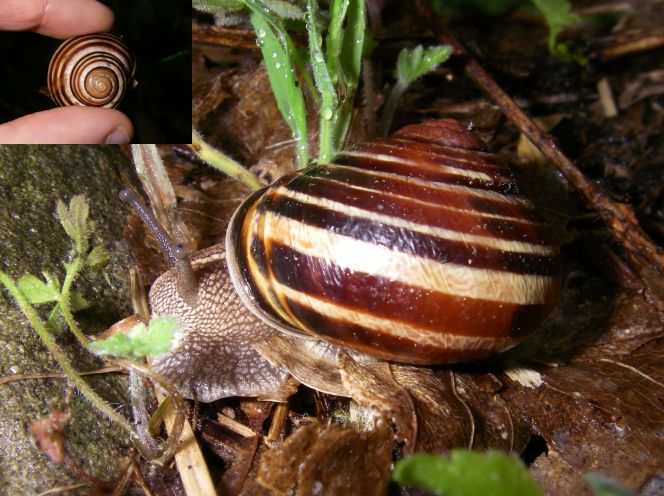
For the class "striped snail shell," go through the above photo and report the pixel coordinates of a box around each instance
[226,119,561,365]
[47,33,135,109]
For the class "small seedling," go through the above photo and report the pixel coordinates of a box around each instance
[90,316,178,360]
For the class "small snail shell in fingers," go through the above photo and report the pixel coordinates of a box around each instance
[47,33,136,109]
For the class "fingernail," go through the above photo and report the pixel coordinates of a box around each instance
[105,127,130,144]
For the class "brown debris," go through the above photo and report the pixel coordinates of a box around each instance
[502,337,664,494]
[256,422,393,496]
[31,404,71,465]
[339,353,418,454]
[193,22,259,50]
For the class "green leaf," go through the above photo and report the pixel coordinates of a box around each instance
[585,474,635,496]
[17,274,60,305]
[333,0,365,153]
[245,5,309,168]
[85,245,111,272]
[306,0,338,116]
[192,0,244,14]
[56,195,92,252]
[392,450,543,496]
[89,331,135,357]
[531,0,587,63]
[69,290,89,312]
[326,0,350,86]
[339,0,365,92]
[89,316,178,359]
[306,0,339,163]
[396,45,453,86]
[263,0,305,20]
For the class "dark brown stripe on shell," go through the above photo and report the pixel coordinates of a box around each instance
[265,241,549,338]
[278,173,555,246]
[283,299,517,365]
[336,151,518,194]
[391,119,488,151]
[346,138,510,178]
[258,191,558,276]
[309,164,541,222]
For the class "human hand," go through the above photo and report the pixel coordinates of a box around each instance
[0,0,133,143]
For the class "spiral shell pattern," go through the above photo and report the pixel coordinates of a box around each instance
[47,33,135,109]
[227,119,561,365]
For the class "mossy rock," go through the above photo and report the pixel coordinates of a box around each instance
[0,146,134,494]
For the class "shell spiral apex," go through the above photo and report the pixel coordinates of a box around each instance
[47,33,136,109]
[226,119,561,365]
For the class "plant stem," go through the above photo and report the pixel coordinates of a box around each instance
[190,130,263,190]
[380,80,407,136]
[60,256,89,348]
[0,271,134,436]
[319,115,335,164]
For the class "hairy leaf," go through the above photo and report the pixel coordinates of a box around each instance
[90,316,178,359]
[17,273,60,305]
[396,45,453,86]
[85,245,111,272]
[56,195,93,253]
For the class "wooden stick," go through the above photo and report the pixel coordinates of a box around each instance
[156,389,217,496]
[265,403,289,447]
[415,1,664,303]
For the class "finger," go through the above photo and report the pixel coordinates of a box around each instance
[0,0,114,39]
[0,107,133,144]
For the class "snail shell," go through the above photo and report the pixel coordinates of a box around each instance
[226,119,560,365]
[47,33,135,109]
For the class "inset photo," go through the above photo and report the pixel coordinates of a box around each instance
[0,0,191,144]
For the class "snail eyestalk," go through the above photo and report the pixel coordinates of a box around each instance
[173,244,198,307]
[119,189,198,306]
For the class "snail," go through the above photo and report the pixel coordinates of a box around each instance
[124,119,560,402]
[47,33,136,109]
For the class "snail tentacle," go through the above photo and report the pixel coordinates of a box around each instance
[119,189,198,306]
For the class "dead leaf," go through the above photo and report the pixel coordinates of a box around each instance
[339,352,417,453]
[256,422,392,496]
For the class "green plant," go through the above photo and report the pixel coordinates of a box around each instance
[0,195,132,434]
[90,316,178,360]
[429,0,587,63]
[193,0,366,167]
[585,474,635,496]
[531,0,588,64]
[380,44,452,135]
[392,450,543,496]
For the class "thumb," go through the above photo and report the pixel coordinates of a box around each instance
[0,107,133,144]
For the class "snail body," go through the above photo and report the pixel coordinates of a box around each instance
[47,33,135,109]
[146,119,560,401]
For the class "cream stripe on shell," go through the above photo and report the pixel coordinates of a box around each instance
[272,186,555,256]
[260,210,555,305]
[319,163,531,206]
[316,175,545,225]
[341,149,494,182]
